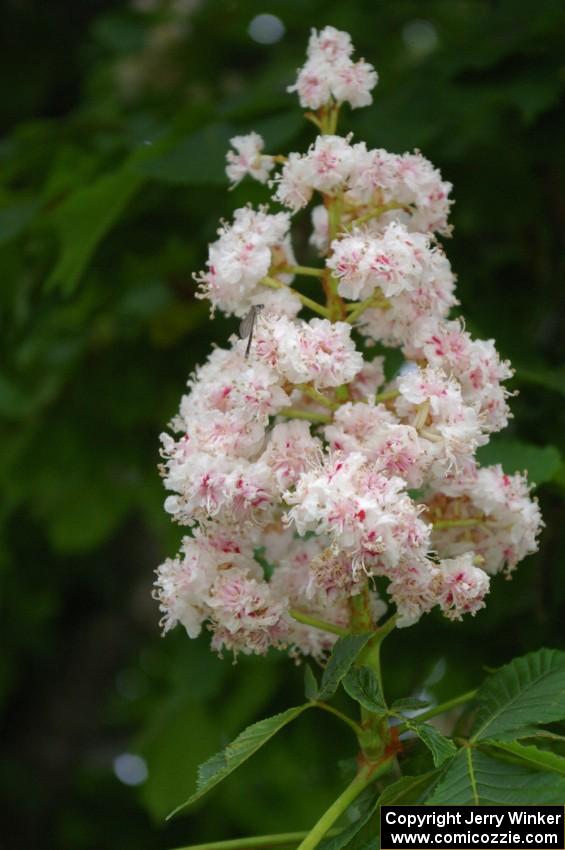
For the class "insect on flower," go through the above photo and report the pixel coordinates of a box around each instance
[239,304,264,358]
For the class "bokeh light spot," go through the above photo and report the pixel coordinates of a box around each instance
[113,753,148,786]
[248,14,285,45]
[402,20,439,57]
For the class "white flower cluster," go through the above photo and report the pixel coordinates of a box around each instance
[195,206,299,318]
[288,26,378,110]
[155,27,542,657]
[271,135,452,235]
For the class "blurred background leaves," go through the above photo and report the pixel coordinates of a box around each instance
[1,0,564,847]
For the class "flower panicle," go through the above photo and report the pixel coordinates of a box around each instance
[154,26,542,658]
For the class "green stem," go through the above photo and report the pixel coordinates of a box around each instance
[359,614,398,695]
[304,112,323,131]
[432,517,485,530]
[297,384,339,410]
[329,104,339,134]
[323,191,347,320]
[335,384,350,403]
[327,199,342,244]
[314,702,365,737]
[171,830,340,850]
[319,103,340,135]
[290,608,349,636]
[345,202,409,231]
[279,409,332,424]
[283,265,325,278]
[296,758,394,850]
[346,296,390,325]
[348,586,374,633]
[375,388,400,403]
[396,689,478,734]
[349,591,397,758]
[261,276,331,319]
[345,298,374,325]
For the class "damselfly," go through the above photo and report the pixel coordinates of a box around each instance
[239,304,264,359]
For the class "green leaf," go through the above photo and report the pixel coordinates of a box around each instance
[45,167,141,293]
[476,439,562,485]
[318,634,373,701]
[516,365,565,398]
[318,788,379,850]
[520,730,565,744]
[0,199,39,245]
[138,123,234,186]
[488,741,565,776]
[471,648,565,742]
[390,698,430,713]
[138,646,273,819]
[247,111,305,151]
[304,664,319,701]
[427,749,565,804]
[405,721,457,767]
[168,704,311,817]
[342,666,386,713]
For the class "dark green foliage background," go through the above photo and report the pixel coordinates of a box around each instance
[1,0,564,847]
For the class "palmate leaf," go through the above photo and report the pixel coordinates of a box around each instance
[342,666,386,713]
[167,704,311,818]
[488,740,565,776]
[471,648,565,742]
[317,634,373,701]
[427,749,565,804]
